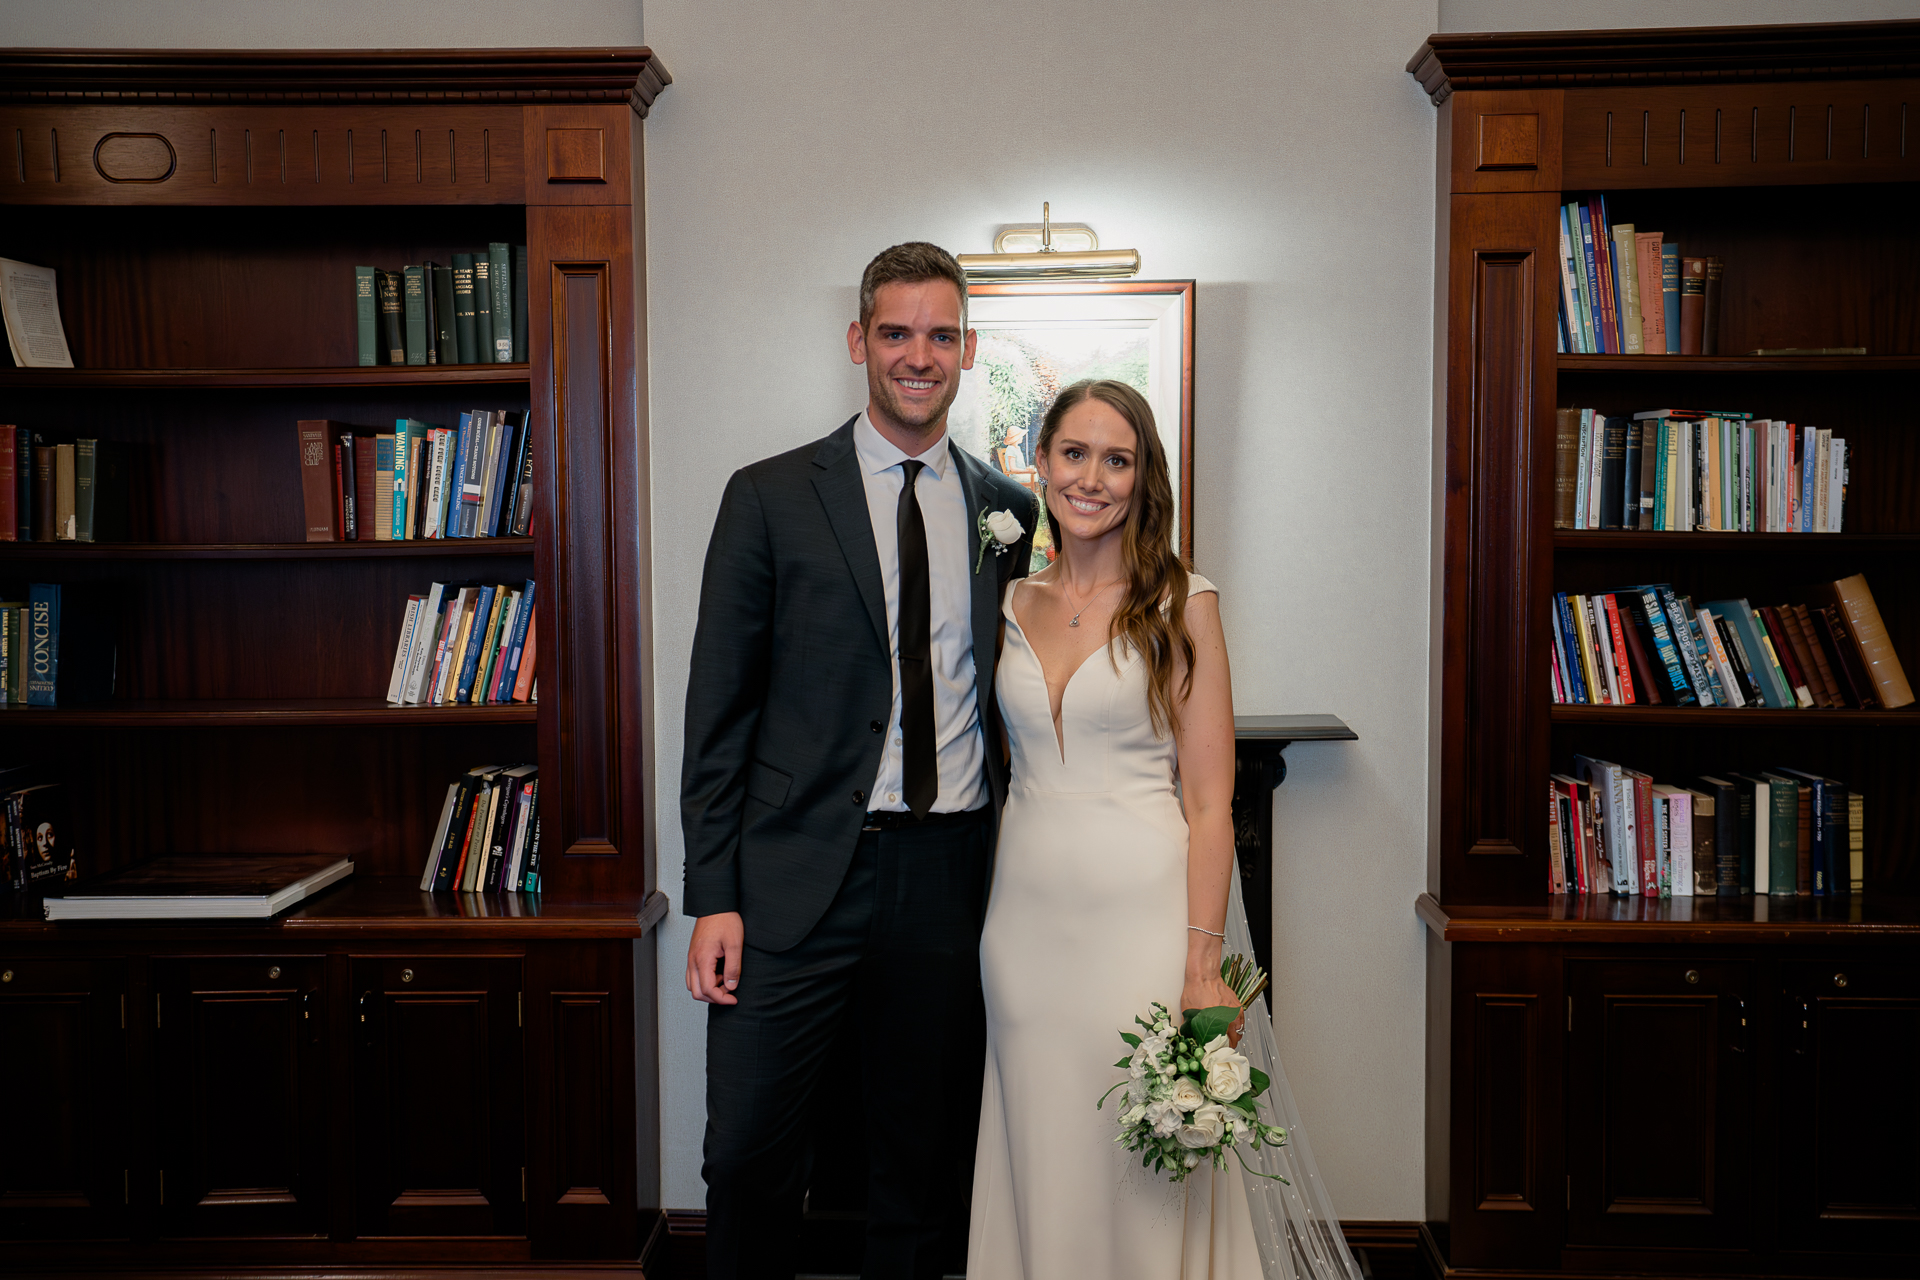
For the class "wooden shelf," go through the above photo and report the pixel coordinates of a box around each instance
[1553,531,1917,551]
[1418,891,1920,944]
[1557,353,1920,374]
[0,364,531,390]
[1550,704,1919,727]
[3,699,537,727]
[0,538,534,560]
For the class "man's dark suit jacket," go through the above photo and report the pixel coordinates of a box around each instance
[681,415,1039,953]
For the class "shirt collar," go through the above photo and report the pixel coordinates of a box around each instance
[854,411,952,481]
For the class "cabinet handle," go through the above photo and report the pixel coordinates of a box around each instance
[359,992,369,1023]
[402,968,415,983]
[1833,972,1849,989]
[268,965,282,980]
[1,968,13,983]
[1732,997,1749,1054]
[1685,969,1700,984]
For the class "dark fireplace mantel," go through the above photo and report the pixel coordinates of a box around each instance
[1231,714,1358,976]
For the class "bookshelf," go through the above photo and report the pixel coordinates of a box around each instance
[0,48,668,1272]
[1412,20,1920,1280]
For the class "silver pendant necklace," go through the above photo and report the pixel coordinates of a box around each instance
[1064,577,1117,628]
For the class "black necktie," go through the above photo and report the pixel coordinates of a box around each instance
[895,460,938,817]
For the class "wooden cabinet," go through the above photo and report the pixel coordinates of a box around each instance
[1414,23,1920,1278]
[0,956,127,1241]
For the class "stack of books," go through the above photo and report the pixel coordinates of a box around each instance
[0,430,131,543]
[298,410,533,543]
[1556,195,1723,355]
[1554,408,1846,532]
[1552,759,1863,898]
[357,245,527,368]
[1550,575,1912,711]
[421,763,541,893]
[387,579,537,707]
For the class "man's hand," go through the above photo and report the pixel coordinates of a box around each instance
[686,911,745,1005]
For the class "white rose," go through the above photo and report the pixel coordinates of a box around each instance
[1202,1041,1252,1103]
[1169,1076,1206,1112]
[1145,1099,1183,1138]
[985,508,1024,544]
[1176,1103,1228,1149]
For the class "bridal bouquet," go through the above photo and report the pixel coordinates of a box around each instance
[1099,955,1289,1183]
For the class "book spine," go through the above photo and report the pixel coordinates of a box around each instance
[355,266,379,366]
[512,605,538,702]
[1768,780,1798,895]
[1597,417,1627,530]
[452,254,478,364]
[1660,245,1681,353]
[1670,792,1693,897]
[298,422,338,541]
[1634,232,1665,354]
[1697,610,1745,707]
[1621,418,1642,528]
[372,434,395,542]
[1573,409,1592,531]
[26,583,59,706]
[1803,425,1819,532]
[512,245,529,363]
[73,438,97,543]
[489,242,513,363]
[472,254,493,364]
[54,443,75,540]
[1848,793,1864,893]
[376,269,405,364]
[391,420,412,541]
[402,266,428,366]
[454,585,496,703]
[1652,420,1669,530]
[1833,573,1914,708]
[1678,257,1707,355]
[1655,586,1713,705]
[523,810,542,893]
[387,597,421,703]
[1637,588,1697,705]
[1603,595,1637,704]
[0,430,16,542]
[421,782,460,890]
[14,428,28,541]
[431,263,458,366]
[509,427,536,537]
[1701,257,1723,356]
[1635,420,1657,529]
[1577,203,1607,353]
[1611,224,1643,354]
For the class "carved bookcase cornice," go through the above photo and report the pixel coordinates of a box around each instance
[1408,19,1920,104]
[0,47,671,116]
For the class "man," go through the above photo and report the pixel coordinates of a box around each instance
[682,242,1038,1280]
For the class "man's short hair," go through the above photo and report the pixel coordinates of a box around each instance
[858,242,968,332]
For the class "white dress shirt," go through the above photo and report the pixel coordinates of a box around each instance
[853,411,985,813]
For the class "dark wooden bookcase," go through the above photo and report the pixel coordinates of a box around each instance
[0,48,669,1273]
[1412,21,1920,1280]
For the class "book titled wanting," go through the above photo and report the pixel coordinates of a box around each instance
[43,854,353,920]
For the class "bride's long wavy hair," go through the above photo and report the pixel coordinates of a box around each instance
[1035,379,1193,737]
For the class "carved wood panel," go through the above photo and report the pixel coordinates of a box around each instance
[1449,90,1565,193]
[0,957,127,1240]
[1472,994,1538,1210]
[0,106,525,205]
[1564,79,1920,189]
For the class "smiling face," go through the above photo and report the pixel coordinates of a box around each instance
[847,278,976,444]
[1036,395,1138,547]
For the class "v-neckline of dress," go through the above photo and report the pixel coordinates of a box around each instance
[1009,579,1111,765]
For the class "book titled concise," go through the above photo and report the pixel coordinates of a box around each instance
[43,854,353,920]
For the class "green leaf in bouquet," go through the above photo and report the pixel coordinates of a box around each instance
[1247,1066,1271,1097]
[1227,1094,1258,1117]
[1113,1056,1134,1069]
[1181,1005,1241,1045]
[1120,1031,1141,1048]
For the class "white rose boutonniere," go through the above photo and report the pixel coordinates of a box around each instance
[975,507,1025,573]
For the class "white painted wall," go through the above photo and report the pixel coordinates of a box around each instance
[642,0,1441,1219]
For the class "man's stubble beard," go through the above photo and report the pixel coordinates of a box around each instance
[867,363,960,440]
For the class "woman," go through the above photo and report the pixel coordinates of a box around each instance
[969,381,1361,1280]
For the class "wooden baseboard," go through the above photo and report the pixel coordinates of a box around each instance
[646,1212,1423,1280]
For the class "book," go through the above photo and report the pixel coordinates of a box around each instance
[26,583,59,706]
[1757,772,1800,894]
[0,257,74,368]
[391,419,414,540]
[512,244,529,363]
[1610,223,1644,354]
[419,781,463,890]
[1817,573,1913,709]
[1660,244,1681,353]
[427,261,452,364]
[1653,784,1694,897]
[45,854,351,920]
[1632,231,1666,354]
[453,584,498,703]
[1701,257,1724,356]
[512,605,538,702]
[386,595,423,703]
[7,782,77,890]
[32,445,54,541]
[489,242,513,363]
[297,421,339,541]
[72,438,98,543]
[376,269,405,364]
[1848,793,1865,892]
[372,433,395,542]
[355,266,378,366]
[1597,415,1628,529]
[509,428,536,537]
[53,442,76,540]
[402,265,428,366]
[472,254,493,365]
[451,254,478,364]
[1678,257,1707,354]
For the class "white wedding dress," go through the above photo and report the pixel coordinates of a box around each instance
[968,576,1363,1280]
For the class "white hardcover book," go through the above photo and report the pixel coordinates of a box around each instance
[401,582,448,705]
[1610,765,1636,895]
[1657,786,1694,898]
[420,781,461,890]
[386,597,422,703]
[494,765,538,887]
[1752,776,1771,894]
[474,415,501,538]
[434,587,473,706]
[1586,411,1605,528]
[1573,410,1593,530]
[1649,790,1668,897]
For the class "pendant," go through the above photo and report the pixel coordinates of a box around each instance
[1068,616,1081,627]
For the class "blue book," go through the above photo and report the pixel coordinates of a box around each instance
[1680,601,1727,705]
[448,411,474,538]
[1577,203,1608,353]
[25,583,60,707]
[498,579,536,701]
[1652,420,1669,530]
[1555,594,1589,704]
[1654,585,1714,705]
[1799,426,1816,532]
[1660,245,1682,353]
[1630,587,1696,705]
[485,411,523,537]
[391,419,412,540]
[454,584,497,703]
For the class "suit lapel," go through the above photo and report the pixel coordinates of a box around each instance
[812,418,889,653]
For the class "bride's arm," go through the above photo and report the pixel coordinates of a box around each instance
[1173,591,1244,1039]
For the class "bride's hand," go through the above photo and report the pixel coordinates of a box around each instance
[1180,968,1247,1048]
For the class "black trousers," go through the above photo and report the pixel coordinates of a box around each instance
[703,812,991,1280]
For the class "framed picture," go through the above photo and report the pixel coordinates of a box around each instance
[951,280,1196,566]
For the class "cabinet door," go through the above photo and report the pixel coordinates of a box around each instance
[0,957,127,1240]
[1779,959,1920,1254]
[1566,958,1755,1251]
[153,955,328,1238]
[352,956,523,1238]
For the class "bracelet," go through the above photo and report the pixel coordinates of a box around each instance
[1188,925,1225,939]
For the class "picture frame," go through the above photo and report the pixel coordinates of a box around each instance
[951,279,1196,564]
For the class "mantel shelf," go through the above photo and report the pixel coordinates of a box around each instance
[1550,704,1920,727]
[0,539,534,561]
[1557,353,1920,374]
[4,699,537,727]
[1553,531,1919,551]
[0,365,531,390]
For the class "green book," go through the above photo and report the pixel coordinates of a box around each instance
[451,253,477,364]
[431,263,458,365]
[1760,773,1802,894]
[390,420,410,540]
[472,254,493,364]
[73,438,97,543]
[355,266,378,366]
[512,244,528,362]
[488,242,513,364]
[402,265,428,366]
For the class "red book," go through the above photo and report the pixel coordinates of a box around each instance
[333,443,347,542]
[0,427,15,541]
[352,435,378,542]
[1603,594,1637,704]
[297,420,338,541]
